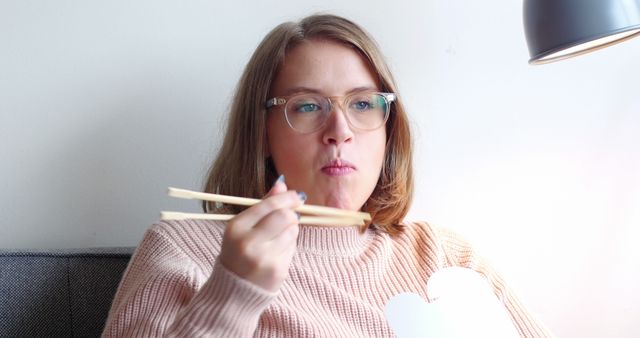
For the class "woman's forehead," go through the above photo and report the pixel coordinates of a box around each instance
[272,40,380,97]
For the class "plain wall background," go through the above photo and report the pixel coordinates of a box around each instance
[1,1,639,337]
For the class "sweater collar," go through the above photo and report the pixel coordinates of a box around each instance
[296,224,374,256]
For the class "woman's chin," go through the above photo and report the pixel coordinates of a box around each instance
[310,189,362,210]
[321,196,355,211]
[325,200,349,210]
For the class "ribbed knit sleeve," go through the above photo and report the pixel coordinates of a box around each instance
[435,225,555,338]
[101,223,278,338]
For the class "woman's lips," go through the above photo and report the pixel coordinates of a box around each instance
[321,166,355,176]
[321,159,356,176]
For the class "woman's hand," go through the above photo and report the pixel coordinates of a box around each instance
[218,176,304,292]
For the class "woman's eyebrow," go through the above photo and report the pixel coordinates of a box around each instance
[346,86,378,94]
[282,86,322,96]
[282,86,378,96]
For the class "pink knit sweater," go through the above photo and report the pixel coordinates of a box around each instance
[102,219,552,337]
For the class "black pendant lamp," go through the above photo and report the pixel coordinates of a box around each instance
[524,0,640,64]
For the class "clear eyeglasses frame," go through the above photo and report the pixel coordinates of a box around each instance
[265,91,396,134]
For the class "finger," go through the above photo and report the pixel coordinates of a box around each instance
[265,174,287,197]
[231,190,303,233]
[279,227,299,257]
[281,240,297,261]
[247,208,299,242]
[267,223,300,255]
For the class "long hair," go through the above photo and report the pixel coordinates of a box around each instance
[202,14,413,235]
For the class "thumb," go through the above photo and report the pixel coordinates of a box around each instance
[265,174,287,197]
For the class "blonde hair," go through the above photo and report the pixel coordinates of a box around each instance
[203,14,413,234]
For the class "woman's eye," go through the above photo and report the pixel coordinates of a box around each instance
[295,103,321,113]
[352,101,373,110]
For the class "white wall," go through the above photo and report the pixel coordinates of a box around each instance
[1,1,638,337]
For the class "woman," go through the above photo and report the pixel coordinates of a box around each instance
[102,14,552,337]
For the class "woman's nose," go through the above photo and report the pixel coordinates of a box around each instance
[322,104,354,145]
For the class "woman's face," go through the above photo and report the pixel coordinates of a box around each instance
[267,39,387,211]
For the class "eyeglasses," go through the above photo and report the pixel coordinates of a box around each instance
[265,91,396,134]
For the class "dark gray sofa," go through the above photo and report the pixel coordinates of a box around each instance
[0,248,134,338]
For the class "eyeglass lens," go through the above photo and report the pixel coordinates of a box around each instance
[285,93,389,132]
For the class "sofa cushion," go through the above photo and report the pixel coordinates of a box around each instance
[0,248,134,338]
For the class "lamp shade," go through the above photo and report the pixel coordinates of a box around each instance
[524,0,640,64]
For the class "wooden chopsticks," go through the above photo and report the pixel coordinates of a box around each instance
[160,187,371,227]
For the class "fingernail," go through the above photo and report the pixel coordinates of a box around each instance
[295,212,301,220]
[297,191,307,202]
[272,174,285,187]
